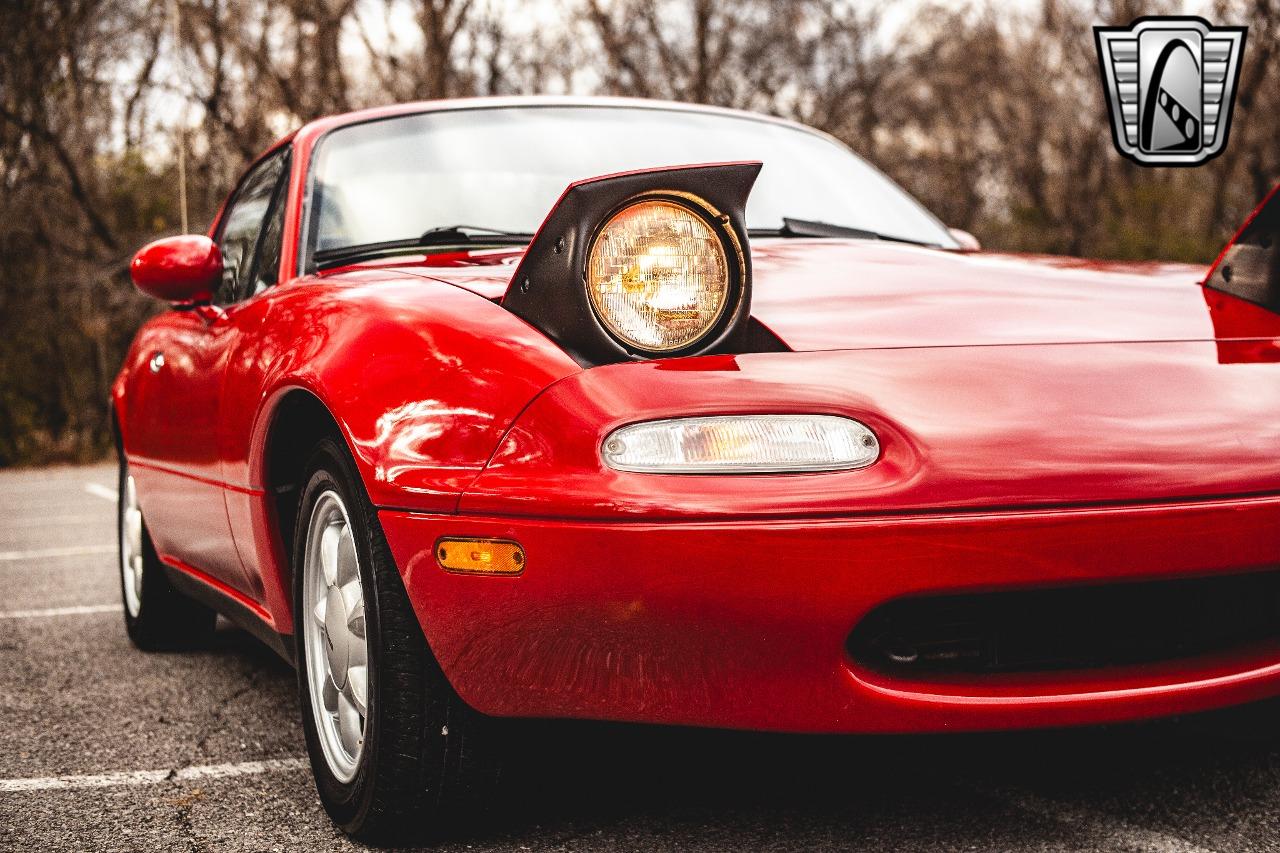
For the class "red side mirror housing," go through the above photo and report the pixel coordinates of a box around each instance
[129,235,222,304]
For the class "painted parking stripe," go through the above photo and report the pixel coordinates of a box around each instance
[0,757,308,793]
[0,545,114,562]
[0,514,112,526]
[0,604,121,619]
[0,500,110,513]
[83,483,118,502]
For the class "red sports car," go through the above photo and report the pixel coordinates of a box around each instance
[115,96,1280,841]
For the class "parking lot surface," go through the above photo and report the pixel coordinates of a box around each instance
[2,462,1279,851]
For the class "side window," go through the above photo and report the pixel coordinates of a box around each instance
[216,151,287,305]
[246,174,287,299]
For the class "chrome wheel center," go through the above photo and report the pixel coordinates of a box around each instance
[302,490,368,783]
[120,473,144,617]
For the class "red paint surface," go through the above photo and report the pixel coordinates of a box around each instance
[383,495,1280,732]
[463,336,1280,519]
[130,235,223,304]
[114,97,1280,733]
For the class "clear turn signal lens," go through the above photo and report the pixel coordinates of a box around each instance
[600,415,880,474]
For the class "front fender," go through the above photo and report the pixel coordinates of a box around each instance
[226,272,581,512]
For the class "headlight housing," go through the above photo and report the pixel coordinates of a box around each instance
[601,415,880,474]
[586,198,734,353]
[501,162,761,367]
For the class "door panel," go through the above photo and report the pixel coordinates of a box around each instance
[126,310,250,593]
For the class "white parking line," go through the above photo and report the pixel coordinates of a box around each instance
[83,483,117,502]
[0,604,121,619]
[0,545,114,562]
[0,514,112,526]
[0,757,308,793]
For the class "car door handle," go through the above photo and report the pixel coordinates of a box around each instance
[148,351,165,373]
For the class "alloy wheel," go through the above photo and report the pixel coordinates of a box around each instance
[302,490,369,783]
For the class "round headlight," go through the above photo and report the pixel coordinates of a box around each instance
[586,199,732,353]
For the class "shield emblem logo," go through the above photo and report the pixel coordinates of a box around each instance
[1094,17,1246,166]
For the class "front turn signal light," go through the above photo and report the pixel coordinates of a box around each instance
[436,538,525,575]
[601,414,880,474]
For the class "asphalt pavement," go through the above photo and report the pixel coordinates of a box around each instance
[2,462,1280,852]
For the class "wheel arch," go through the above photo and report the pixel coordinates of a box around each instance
[255,385,350,618]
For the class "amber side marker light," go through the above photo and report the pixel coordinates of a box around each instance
[435,538,525,575]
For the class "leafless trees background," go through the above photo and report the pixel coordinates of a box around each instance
[1,0,1278,465]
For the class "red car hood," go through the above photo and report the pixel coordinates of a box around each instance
[750,241,1221,349]
[387,238,1280,350]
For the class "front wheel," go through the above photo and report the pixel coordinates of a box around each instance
[294,438,500,844]
[118,455,216,650]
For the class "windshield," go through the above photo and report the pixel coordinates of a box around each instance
[305,105,956,265]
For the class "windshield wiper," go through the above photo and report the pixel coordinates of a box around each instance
[417,224,532,245]
[749,217,937,247]
[314,225,533,270]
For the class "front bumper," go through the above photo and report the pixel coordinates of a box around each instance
[381,493,1280,734]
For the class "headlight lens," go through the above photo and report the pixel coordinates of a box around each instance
[601,415,880,473]
[586,199,731,353]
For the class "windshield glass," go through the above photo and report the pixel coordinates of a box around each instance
[306,105,955,263]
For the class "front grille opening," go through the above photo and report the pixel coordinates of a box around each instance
[848,571,1280,676]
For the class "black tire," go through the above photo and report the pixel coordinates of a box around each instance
[118,454,217,651]
[293,437,501,845]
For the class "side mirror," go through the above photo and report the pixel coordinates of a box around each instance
[947,227,982,253]
[129,235,222,304]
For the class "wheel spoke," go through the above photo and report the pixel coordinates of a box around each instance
[336,526,358,586]
[347,625,367,668]
[312,596,327,627]
[338,577,362,616]
[345,665,368,717]
[340,576,366,672]
[346,598,366,641]
[319,522,340,587]
[323,673,341,715]
[337,692,363,755]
